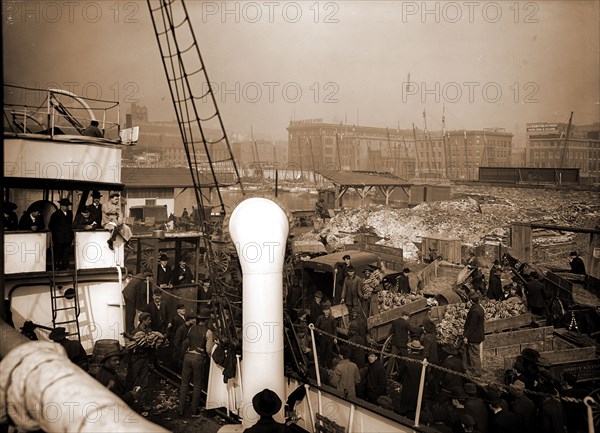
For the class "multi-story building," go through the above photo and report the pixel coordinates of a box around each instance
[526,122,600,183]
[287,120,513,180]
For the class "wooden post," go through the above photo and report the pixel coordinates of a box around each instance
[510,223,532,263]
[588,233,600,279]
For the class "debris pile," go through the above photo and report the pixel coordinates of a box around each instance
[312,185,599,261]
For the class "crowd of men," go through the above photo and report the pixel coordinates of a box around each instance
[2,190,132,269]
[289,253,590,433]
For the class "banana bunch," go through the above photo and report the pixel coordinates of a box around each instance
[377,290,424,312]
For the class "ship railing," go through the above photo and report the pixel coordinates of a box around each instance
[3,85,123,141]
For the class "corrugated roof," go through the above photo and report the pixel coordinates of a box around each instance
[122,167,215,188]
[318,170,411,187]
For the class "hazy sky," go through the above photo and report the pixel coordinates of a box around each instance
[3,1,599,141]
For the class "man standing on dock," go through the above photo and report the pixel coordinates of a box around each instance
[463,293,485,378]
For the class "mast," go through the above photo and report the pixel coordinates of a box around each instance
[559,111,574,167]
[412,123,421,179]
[442,105,449,178]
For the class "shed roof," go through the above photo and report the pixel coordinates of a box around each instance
[121,167,215,188]
[318,170,412,187]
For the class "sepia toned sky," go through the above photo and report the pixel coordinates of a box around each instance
[3,1,599,141]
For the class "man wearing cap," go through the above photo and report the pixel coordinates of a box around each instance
[315,301,337,369]
[83,119,103,137]
[49,326,88,370]
[156,253,173,288]
[463,293,485,377]
[568,251,586,275]
[2,201,19,230]
[125,312,153,392]
[340,266,363,313]
[243,388,290,432]
[73,205,97,230]
[122,269,153,335]
[178,308,214,417]
[439,345,465,393]
[308,290,324,325]
[102,192,132,251]
[95,349,140,405]
[48,198,74,270]
[173,256,194,285]
[18,206,45,231]
[88,190,103,227]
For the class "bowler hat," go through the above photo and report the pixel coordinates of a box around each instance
[252,388,282,416]
[176,303,185,310]
[508,380,526,394]
[90,120,99,126]
[185,312,197,321]
[377,395,393,409]
[322,301,332,310]
[314,290,323,298]
[198,308,211,320]
[342,254,351,260]
[468,292,480,302]
[4,201,17,211]
[464,382,477,395]
[403,267,411,273]
[91,190,102,198]
[80,205,90,213]
[569,251,577,257]
[521,348,541,362]
[58,198,72,206]
[159,253,169,261]
[49,327,68,341]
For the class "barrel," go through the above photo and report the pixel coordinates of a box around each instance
[433,289,463,306]
[91,339,120,364]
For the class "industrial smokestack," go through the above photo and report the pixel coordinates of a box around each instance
[228,198,289,428]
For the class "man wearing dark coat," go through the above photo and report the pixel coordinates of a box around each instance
[524,272,546,315]
[83,120,103,137]
[463,293,485,377]
[487,393,520,433]
[340,266,363,313]
[569,251,586,275]
[173,257,194,285]
[364,352,387,404]
[49,327,88,370]
[95,350,139,405]
[88,190,103,227]
[506,380,535,433]
[387,311,421,376]
[73,206,97,230]
[48,198,74,270]
[463,382,488,433]
[307,290,324,325]
[122,270,152,334]
[3,201,19,230]
[439,345,464,392]
[315,302,337,369]
[243,388,291,433]
[397,340,426,417]
[488,260,503,300]
[144,289,168,334]
[18,208,45,231]
[156,253,173,288]
[397,268,412,294]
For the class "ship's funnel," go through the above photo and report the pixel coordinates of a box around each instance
[228,197,289,427]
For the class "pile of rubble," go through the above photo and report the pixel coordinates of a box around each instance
[309,185,600,262]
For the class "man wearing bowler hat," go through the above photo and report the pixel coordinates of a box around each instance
[48,198,74,270]
[463,292,485,377]
[178,308,214,417]
[88,190,103,227]
[49,326,87,370]
[244,388,290,432]
[2,201,19,230]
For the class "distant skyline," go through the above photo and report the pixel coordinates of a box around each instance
[3,1,599,141]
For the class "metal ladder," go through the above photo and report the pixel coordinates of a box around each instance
[49,254,82,344]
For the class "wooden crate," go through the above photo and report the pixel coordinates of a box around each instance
[367,298,429,342]
[485,313,534,334]
[421,237,462,264]
[484,326,554,358]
